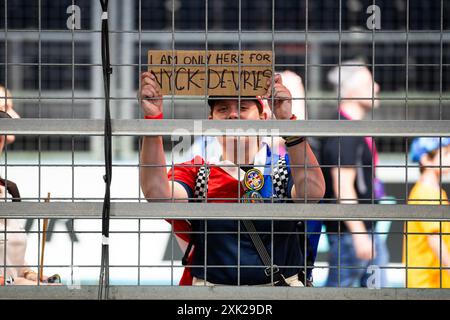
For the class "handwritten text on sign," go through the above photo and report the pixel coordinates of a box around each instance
[148,50,273,96]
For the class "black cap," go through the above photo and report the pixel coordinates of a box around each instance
[207,96,264,112]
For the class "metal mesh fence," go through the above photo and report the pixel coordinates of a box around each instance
[0,0,449,299]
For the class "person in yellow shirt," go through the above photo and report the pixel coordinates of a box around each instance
[404,137,450,288]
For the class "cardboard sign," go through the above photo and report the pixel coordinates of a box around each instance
[148,50,273,96]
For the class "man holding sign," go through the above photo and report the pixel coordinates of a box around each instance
[139,50,325,286]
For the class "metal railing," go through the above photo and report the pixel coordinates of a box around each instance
[1,0,450,300]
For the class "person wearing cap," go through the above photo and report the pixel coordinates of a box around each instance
[403,137,450,288]
[138,71,325,286]
[321,59,390,287]
[187,70,306,162]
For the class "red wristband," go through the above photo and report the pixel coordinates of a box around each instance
[144,113,163,120]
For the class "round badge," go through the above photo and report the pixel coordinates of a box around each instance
[244,168,264,191]
[242,190,263,203]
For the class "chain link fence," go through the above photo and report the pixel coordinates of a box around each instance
[0,0,449,299]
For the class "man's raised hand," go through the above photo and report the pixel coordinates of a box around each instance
[263,74,293,120]
[140,72,163,117]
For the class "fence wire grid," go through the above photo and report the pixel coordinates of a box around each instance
[0,0,450,300]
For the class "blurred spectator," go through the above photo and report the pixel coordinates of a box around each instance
[0,94,51,286]
[0,86,20,145]
[265,70,306,120]
[321,60,389,288]
[404,138,450,288]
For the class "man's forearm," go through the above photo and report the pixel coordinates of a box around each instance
[287,140,325,202]
[336,185,366,233]
[331,170,367,234]
[140,136,171,200]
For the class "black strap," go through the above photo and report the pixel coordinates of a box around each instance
[191,159,291,285]
[0,178,21,202]
[297,221,315,286]
[98,0,112,301]
[182,241,194,266]
[240,220,289,286]
[241,159,290,285]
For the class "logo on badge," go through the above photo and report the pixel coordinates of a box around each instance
[244,168,264,191]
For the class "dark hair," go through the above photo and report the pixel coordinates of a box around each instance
[419,149,439,173]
